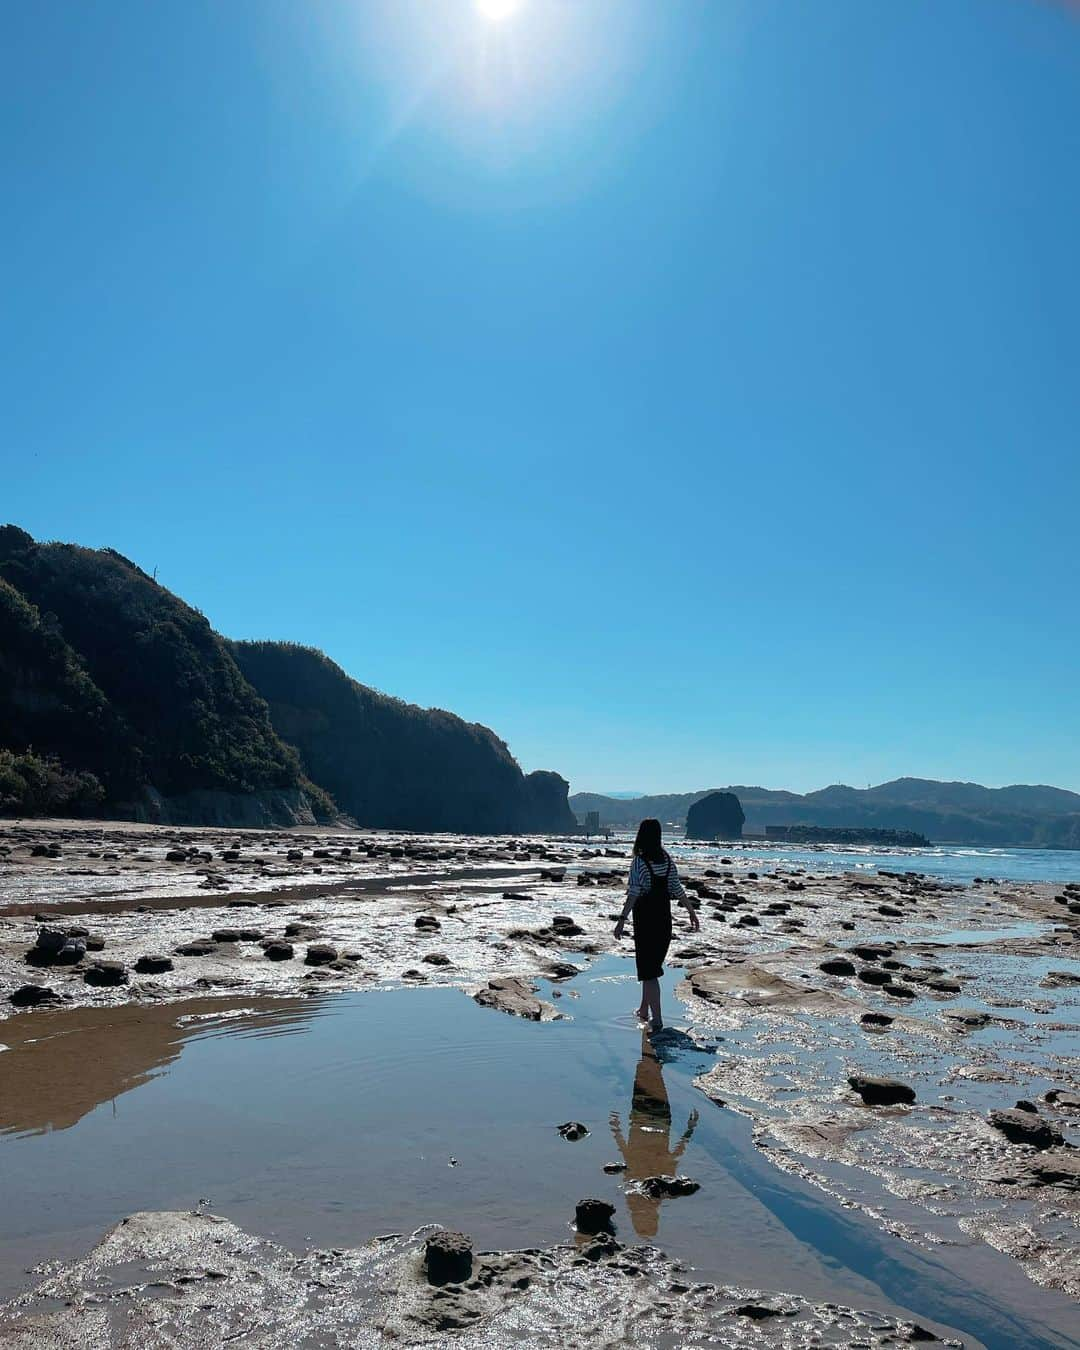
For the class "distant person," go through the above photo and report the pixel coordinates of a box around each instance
[609,1029,699,1237]
[614,818,699,1031]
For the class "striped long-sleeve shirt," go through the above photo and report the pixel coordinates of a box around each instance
[626,851,688,905]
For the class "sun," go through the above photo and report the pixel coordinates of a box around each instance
[474,0,523,21]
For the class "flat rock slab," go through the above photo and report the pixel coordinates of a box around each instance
[684,961,857,1016]
[473,976,551,1021]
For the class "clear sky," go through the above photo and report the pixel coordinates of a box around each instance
[3,0,1078,795]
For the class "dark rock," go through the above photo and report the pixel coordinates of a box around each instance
[165,850,187,862]
[989,1109,1063,1150]
[263,942,295,961]
[860,1012,894,1027]
[305,944,338,966]
[848,1074,916,1106]
[1015,1099,1038,1113]
[603,1161,627,1174]
[424,1230,473,1285]
[83,961,128,987]
[34,927,67,959]
[734,1303,783,1319]
[636,1175,700,1198]
[1045,1089,1080,1110]
[415,916,441,932]
[850,945,892,961]
[211,928,263,943]
[558,1121,589,1141]
[927,977,961,994]
[422,952,451,966]
[685,792,745,841]
[134,954,173,974]
[857,967,892,986]
[883,983,916,999]
[737,914,759,927]
[877,904,903,917]
[574,1198,615,1234]
[53,939,87,966]
[9,984,61,1008]
[819,958,856,977]
[175,940,216,957]
[547,962,580,979]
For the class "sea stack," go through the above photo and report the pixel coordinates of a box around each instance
[685,791,745,841]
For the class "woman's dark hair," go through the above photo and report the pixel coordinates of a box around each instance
[633,818,664,863]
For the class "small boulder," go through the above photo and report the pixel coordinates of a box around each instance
[819,958,856,977]
[857,967,892,986]
[558,1121,589,1141]
[305,944,338,966]
[989,1109,1063,1150]
[84,961,129,988]
[860,1012,894,1027]
[636,1175,700,1198]
[9,984,61,1008]
[175,940,216,957]
[263,941,295,961]
[575,1198,615,1235]
[848,1074,916,1107]
[134,954,173,974]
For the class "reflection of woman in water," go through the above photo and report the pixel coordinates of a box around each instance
[614,818,699,1031]
[610,1029,698,1237]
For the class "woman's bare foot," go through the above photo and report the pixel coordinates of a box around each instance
[650,1018,664,1033]
[635,1006,649,1021]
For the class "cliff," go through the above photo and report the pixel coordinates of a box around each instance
[0,526,573,833]
[229,641,577,835]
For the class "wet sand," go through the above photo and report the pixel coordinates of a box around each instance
[0,821,1078,1346]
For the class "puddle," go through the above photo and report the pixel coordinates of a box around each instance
[1,963,1077,1348]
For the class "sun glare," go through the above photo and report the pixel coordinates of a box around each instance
[475,0,523,21]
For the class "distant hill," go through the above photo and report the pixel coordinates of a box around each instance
[0,526,574,833]
[570,780,1080,848]
[230,641,576,835]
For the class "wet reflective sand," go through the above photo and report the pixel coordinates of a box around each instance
[2,964,1077,1348]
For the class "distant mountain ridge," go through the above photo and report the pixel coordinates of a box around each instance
[0,525,574,832]
[570,780,1080,849]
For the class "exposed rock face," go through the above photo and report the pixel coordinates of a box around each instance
[229,640,577,836]
[684,792,745,841]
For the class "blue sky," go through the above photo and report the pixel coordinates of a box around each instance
[3,0,1078,794]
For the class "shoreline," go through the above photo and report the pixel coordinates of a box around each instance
[0,820,1077,1345]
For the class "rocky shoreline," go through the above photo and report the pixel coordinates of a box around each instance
[1,821,1077,1344]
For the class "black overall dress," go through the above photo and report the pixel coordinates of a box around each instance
[633,854,673,981]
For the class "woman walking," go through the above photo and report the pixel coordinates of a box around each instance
[614,818,699,1032]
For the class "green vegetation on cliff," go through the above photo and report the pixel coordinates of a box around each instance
[0,526,572,832]
[0,527,318,819]
[230,640,576,834]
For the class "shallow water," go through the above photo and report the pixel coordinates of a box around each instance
[657,838,1080,887]
[2,961,1078,1348]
